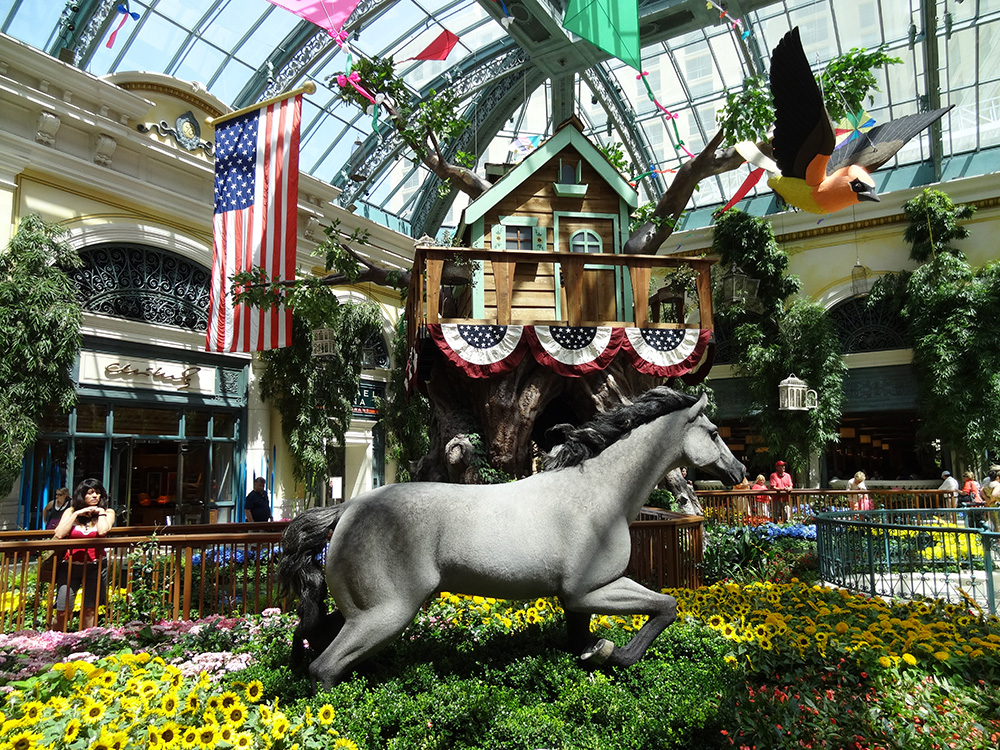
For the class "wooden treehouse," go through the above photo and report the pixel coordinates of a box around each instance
[406,119,717,390]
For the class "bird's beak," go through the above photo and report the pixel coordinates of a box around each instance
[858,190,880,203]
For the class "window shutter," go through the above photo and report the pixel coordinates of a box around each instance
[491,224,505,249]
[532,226,547,252]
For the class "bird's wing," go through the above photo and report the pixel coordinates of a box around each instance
[826,106,954,174]
[768,27,835,183]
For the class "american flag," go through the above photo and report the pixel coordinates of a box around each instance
[206,93,302,352]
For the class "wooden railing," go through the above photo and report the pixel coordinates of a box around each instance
[697,489,958,525]
[627,510,705,590]
[406,245,714,342]
[0,524,284,633]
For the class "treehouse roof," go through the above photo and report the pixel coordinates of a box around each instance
[463,120,639,225]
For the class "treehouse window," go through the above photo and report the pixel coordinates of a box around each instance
[569,230,602,254]
[506,226,533,251]
[559,161,578,184]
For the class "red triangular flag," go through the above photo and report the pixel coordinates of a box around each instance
[406,30,459,61]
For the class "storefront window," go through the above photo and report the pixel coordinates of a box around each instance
[76,404,108,433]
[213,413,236,438]
[184,411,209,437]
[112,406,179,436]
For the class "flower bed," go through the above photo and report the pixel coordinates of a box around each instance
[0,586,997,749]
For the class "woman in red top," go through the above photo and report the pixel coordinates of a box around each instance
[51,478,116,630]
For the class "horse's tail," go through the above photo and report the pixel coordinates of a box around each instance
[276,505,346,672]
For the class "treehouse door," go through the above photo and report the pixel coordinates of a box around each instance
[559,216,619,323]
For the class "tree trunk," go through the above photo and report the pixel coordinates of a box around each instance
[412,354,664,482]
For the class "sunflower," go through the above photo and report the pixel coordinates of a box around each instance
[706,614,725,629]
[271,714,291,740]
[206,696,221,713]
[138,680,160,700]
[259,705,273,724]
[181,726,199,748]
[244,681,264,703]
[81,700,106,724]
[219,691,241,710]
[161,692,181,715]
[316,704,336,726]
[232,732,253,750]
[19,702,44,724]
[158,722,182,748]
[525,608,541,625]
[218,726,234,744]
[184,692,201,714]
[225,704,248,727]
[5,729,41,750]
[332,739,360,750]
[758,637,774,651]
[63,718,82,744]
[195,725,220,749]
[86,729,116,750]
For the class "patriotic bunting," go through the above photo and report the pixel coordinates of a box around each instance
[622,328,711,377]
[425,325,710,379]
[429,324,528,378]
[526,326,625,377]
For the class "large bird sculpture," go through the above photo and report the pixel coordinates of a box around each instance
[737,27,952,214]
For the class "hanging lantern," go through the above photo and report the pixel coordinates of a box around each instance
[778,373,818,411]
[851,260,871,297]
[311,327,339,359]
[720,263,760,305]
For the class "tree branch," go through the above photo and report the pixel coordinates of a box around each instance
[623,130,767,255]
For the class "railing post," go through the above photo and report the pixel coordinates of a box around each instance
[629,264,651,328]
[984,531,997,616]
[491,258,513,325]
[182,546,194,621]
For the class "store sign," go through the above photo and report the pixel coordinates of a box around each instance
[79,351,216,395]
[352,381,385,418]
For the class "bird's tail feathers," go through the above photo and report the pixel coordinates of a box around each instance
[735,141,779,174]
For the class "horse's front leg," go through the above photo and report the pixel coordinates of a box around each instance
[563,577,677,669]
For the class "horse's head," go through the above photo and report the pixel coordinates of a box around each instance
[681,393,745,485]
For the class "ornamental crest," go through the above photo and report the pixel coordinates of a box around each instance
[137,110,214,155]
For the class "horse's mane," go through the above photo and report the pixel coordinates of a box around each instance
[542,387,698,470]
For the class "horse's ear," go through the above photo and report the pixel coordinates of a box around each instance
[687,392,709,421]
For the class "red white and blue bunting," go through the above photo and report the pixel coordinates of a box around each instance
[426,324,710,380]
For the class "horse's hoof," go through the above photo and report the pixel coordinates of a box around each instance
[579,638,615,666]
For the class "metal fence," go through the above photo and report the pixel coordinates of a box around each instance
[816,508,1000,614]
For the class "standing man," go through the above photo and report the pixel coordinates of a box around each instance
[769,460,794,521]
[245,477,272,522]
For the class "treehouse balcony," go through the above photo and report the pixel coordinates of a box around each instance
[405,244,719,386]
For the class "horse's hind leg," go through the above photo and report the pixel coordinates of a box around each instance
[564,577,677,669]
[307,604,418,689]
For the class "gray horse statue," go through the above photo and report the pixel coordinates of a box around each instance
[277,387,744,688]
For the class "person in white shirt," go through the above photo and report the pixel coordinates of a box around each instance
[939,470,959,508]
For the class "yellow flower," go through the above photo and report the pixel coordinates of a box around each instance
[933,650,950,661]
[7,729,42,750]
[219,691,241,710]
[317,704,336,726]
[206,696,221,713]
[272,714,291,739]
[63,718,82,744]
[81,699,106,724]
[19,702,44,724]
[244,680,264,703]
[225,703,248,727]
[902,653,918,666]
[185,693,200,714]
[181,726,199,748]
[834,622,849,634]
[161,692,180,715]
[233,732,253,750]
[87,728,117,750]
[878,656,892,668]
[195,725,219,749]
[332,740,360,750]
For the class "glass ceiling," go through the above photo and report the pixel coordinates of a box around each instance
[4,0,1000,240]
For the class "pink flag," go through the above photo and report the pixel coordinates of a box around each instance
[404,30,460,61]
[206,95,302,353]
[266,0,360,35]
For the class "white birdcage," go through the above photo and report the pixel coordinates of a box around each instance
[778,373,818,411]
[311,327,338,359]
